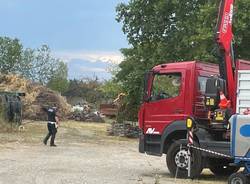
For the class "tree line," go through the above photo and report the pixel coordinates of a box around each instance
[0,37,68,92]
[0,37,122,106]
[115,0,250,121]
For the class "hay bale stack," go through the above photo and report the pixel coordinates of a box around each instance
[0,74,71,120]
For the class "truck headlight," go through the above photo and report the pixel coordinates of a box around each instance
[186,118,193,129]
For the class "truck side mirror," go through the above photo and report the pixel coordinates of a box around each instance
[143,95,150,102]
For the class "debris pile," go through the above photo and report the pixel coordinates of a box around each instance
[0,74,71,120]
[70,104,104,122]
[107,121,140,138]
[71,111,104,122]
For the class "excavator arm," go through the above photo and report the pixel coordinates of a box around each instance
[215,0,235,108]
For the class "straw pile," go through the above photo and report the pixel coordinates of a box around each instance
[0,74,71,120]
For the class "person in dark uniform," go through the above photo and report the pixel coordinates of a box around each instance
[43,106,59,147]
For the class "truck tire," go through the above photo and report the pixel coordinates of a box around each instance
[166,141,203,178]
[228,172,248,184]
[209,163,240,176]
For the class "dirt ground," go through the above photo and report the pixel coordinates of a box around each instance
[0,121,228,184]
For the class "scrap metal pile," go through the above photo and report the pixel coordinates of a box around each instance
[70,104,104,123]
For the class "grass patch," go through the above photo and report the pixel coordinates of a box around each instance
[61,120,137,143]
[0,120,136,146]
[0,121,46,145]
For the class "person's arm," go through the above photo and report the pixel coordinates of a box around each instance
[55,116,59,128]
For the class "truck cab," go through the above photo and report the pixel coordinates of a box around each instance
[138,61,236,178]
[139,61,219,137]
[139,60,250,178]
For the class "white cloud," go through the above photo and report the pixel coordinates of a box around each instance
[54,50,124,64]
[80,66,106,73]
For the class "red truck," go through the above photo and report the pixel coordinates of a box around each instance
[138,0,250,178]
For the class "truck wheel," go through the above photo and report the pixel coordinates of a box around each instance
[166,141,203,178]
[209,164,240,176]
[228,172,247,184]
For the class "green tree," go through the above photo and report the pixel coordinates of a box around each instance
[99,79,123,101]
[63,79,83,97]
[116,0,250,120]
[47,61,69,93]
[63,78,105,106]
[31,45,61,84]
[19,45,67,85]
[0,37,22,74]
[0,37,69,87]
[16,48,35,79]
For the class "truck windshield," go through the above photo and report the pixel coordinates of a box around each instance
[150,73,181,101]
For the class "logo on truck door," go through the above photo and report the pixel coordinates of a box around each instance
[146,128,160,134]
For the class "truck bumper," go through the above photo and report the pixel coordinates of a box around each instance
[139,134,162,156]
[139,134,145,153]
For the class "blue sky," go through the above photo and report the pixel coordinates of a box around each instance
[0,0,129,80]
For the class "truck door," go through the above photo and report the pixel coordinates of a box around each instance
[143,71,185,135]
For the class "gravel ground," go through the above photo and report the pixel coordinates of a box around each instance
[0,121,228,184]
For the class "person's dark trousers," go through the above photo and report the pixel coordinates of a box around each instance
[43,123,57,146]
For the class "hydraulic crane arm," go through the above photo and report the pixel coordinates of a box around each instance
[215,0,235,108]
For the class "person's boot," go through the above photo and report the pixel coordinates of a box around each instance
[50,133,56,147]
[50,139,56,147]
[43,137,48,145]
[43,134,50,145]
[43,140,47,145]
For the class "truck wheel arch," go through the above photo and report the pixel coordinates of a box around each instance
[161,120,202,154]
[161,120,186,154]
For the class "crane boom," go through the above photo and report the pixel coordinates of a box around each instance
[215,0,235,108]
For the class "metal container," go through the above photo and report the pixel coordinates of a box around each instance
[0,92,25,126]
[236,70,250,114]
[230,114,250,157]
